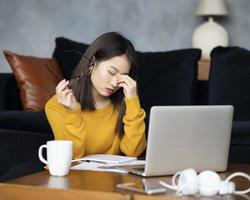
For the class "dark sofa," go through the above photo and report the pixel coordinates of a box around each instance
[0,74,54,181]
[0,37,249,182]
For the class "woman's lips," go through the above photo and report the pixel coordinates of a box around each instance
[106,88,114,94]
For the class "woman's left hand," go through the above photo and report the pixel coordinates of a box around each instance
[117,75,137,99]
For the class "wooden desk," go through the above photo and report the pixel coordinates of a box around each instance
[0,164,249,200]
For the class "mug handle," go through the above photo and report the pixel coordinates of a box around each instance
[38,144,48,164]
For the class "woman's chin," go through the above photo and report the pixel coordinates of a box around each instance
[99,91,111,97]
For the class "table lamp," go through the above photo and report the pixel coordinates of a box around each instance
[192,0,229,59]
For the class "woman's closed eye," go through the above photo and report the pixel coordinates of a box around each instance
[108,70,116,76]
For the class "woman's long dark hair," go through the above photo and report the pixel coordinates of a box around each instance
[69,32,137,135]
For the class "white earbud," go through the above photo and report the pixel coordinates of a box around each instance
[198,170,233,196]
[175,168,199,195]
[159,169,250,196]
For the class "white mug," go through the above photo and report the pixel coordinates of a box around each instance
[38,140,73,176]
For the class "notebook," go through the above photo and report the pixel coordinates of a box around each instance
[72,154,137,164]
[117,105,234,177]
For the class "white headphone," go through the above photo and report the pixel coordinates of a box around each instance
[159,168,250,196]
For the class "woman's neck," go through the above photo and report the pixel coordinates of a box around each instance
[92,88,111,109]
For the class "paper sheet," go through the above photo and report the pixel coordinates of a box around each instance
[70,160,145,173]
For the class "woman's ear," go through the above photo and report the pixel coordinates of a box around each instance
[85,62,95,76]
[90,56,96,68]
[89,65,94,72]
[85,65,94,76]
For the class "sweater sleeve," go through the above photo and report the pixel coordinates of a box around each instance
[45,95,87,159]
[120,96,147,157]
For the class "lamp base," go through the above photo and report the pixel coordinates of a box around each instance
[192,17,229,59]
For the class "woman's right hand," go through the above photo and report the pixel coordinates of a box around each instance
[55,79,80,110]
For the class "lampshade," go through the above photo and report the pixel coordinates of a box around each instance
[196,0,228,16]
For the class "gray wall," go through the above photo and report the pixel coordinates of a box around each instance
[0,0,249,72]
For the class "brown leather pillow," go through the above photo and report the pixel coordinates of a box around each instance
[3,50,63,111]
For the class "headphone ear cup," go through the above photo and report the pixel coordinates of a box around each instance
[177,169,199,195]
[198,170,221,196]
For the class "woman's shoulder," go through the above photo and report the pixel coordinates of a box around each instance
[46,95,57,106]
[45,95,62,111]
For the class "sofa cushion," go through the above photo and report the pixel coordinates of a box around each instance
[0,128,53,181]
[231,121,250,145]
[3,50,63,111]
[52,37,89,79]
[0,111,52,133]
[0,73,22,111]
[136,49,201,115]
[209,46,250,121]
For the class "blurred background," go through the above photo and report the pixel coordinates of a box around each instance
[0,0,249,72]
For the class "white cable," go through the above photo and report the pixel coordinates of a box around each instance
[225,172,250,195]
[159,180,177,191]
[172,171,181,187]
[158,171,183,193]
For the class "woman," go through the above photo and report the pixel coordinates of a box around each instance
[45,32,146,159]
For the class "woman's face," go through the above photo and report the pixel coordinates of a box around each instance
[90,54,131,99]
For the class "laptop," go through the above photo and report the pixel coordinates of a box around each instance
[119,105,234,177]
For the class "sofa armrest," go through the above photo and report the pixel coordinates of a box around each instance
[0,73,22,111]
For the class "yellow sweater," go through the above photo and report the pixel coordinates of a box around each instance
[45,95,146,159]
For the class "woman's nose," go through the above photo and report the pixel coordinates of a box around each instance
[110,76,117,88]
